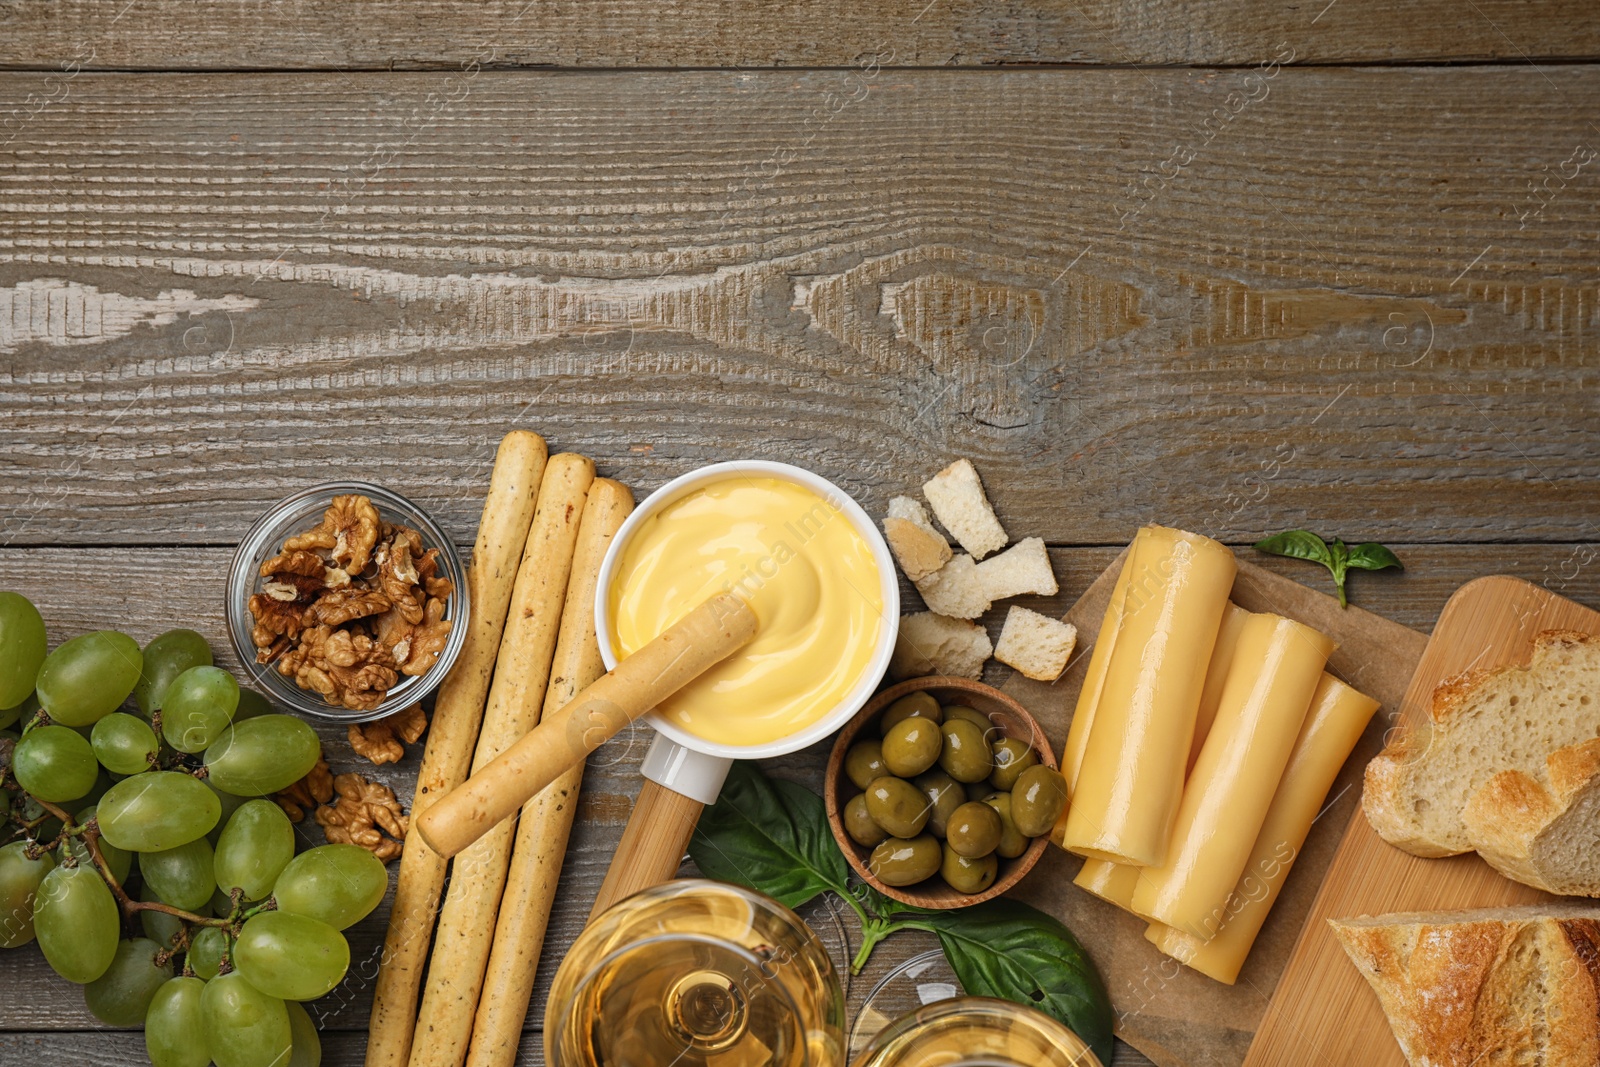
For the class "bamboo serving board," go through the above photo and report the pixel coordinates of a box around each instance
[1004,553,1429,1067]
[1243,575,1592,1067]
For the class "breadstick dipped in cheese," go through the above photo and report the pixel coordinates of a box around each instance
[408,453,594,1067]
[1131,613,1334,936]
[1060,525,1236,866]
[365,430,546,1067]
[1147,673,1380,982]
[466,479,633,1067]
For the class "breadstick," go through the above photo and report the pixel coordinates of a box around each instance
[407,453,595,1067]
[365,431,546,1067]
[466,478,633,1067]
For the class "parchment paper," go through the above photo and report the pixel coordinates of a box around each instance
[1001,554,1428,1067]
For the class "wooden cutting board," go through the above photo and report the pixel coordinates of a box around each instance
[1243,575,1594,1067]
[1004,552,1429,1067]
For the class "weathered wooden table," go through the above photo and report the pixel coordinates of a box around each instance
[2,4,1598,1064]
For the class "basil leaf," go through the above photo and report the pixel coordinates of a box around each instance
[688,761,851,909]
[919,900,1114,1067]
[1253,529,1332,566]
[1348,542,1404,572]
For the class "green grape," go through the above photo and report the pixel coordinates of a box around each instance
[146,976,210,1067]
[204,715,321,796]
[91,712,159,775]
[286,999,322,1067]
[206,780,248,847]
[0,592,47,711]
[13,724,98,803]
[272,844,387,931]
[215,800,294,902]
[85,936,174,1025]
[142,837,216,912]
[98,771,221,852]
[162,666,240,754]
[0,694,27,731]
[59,805,135,886]
[234,911,350,1001]
[0,840,55,948]
[34,862,120,983]
[203,972,292,1067]
[134,630,213,718]
[140,884,187,950]
[187,923,230,980]
[232,688,274,721]
[34,630,143,727]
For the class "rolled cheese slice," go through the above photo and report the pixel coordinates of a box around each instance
[1073,858,1157,918]
[1146,673,1380,982]
[1060,525,1236,866]
[1188,602,1251,775]
[1052,541,1138,848]
[1131,613,1335,936]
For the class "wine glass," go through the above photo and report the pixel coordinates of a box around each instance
[850,995,1103,1067]
[849,951,1102,1067]
[545,879,845,1067]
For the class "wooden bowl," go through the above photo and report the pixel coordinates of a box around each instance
[825,676,1057,909]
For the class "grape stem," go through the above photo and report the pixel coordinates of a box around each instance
[33,797,227,928]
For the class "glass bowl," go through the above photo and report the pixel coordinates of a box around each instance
[225,481,470,723]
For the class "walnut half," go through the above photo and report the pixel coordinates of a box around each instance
[348,703,428,766]
[314,773,407,862]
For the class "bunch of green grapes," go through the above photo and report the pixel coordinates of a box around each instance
[0,593,390,1067]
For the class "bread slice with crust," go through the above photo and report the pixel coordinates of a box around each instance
[1363,629,1600,858]
[1331,905,1600,1067]
[1463,738,1600,896]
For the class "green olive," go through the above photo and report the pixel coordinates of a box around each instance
[913,770,965,839]
[940,841,999,895]
[844,792,888,847]
[879,692,942,736]
[964,780,992,803]
[1012,765,1069,838]
[981,792,1030,859]
[882,717,942,777]
[864,776,930,838]
[989,736,1039,791]
[869,834,942,887]
[945,800,1003,859]
[938,719,993,784]
[942,705,997,736]
[844,739,888,791]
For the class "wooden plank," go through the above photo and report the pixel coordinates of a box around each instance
[2,70,1598,548]
[1245,577,1596,1067]
[1,1,1597,70]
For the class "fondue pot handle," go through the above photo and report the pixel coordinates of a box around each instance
[588,735,732,919]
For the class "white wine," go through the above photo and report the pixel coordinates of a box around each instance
[850,997,1102,1067]
[546,880,844,1066]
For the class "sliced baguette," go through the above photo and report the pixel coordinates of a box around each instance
[994,605,1077,683]
[1331,905,1600,1067]
[1363,629,1600,857]
[922,459,1007,559]
[889,612,993,680]
[913,554,991,619]
[1462,738,1600,897]
[884,497,952,582]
